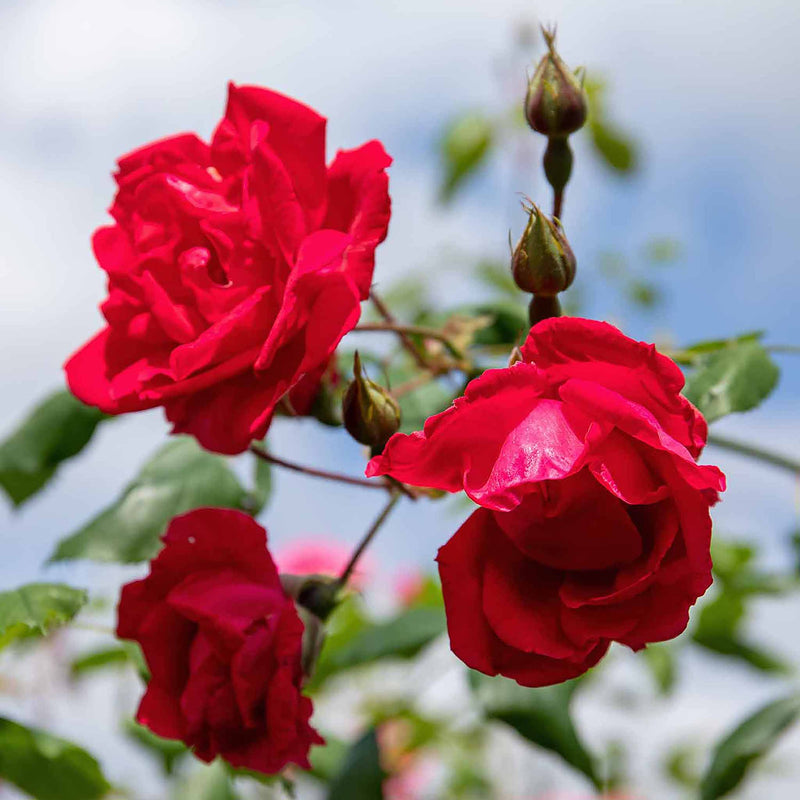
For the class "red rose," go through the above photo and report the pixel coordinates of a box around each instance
[65,83,391,454]
[116,508,323,773]
[368,318,725,686]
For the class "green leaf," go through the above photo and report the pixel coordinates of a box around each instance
[585,79,638,174]
[309,735,350,783]
[125,720,187,776]
[680,331,764,359]
[692,592,791,675]
[642,644,677,695]
[245,454,273,515]
[0,716,110,800]
[50,437,250,564]
[315,607,446,685]
[327,729,386,800]
[69,646,131,679]
[643,237,683,265]
[172,760,240,800]
[0,391,107,506]
[438,113,494,202]
[0,583,88,648]
[457,302,529,347]
[700,694,800,800]
[469,671,600,788]
[683,341,779,422]
[473,260,520,300]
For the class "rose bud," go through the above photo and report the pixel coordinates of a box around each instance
[342,352,401,453]
[512,202,576,296]
[524,27,588,138]
[116,508,324,774]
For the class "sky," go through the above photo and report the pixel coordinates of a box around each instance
[1,0,799,797]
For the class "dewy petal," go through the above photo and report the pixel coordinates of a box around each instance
[369,364,590,510]
[324,140,392,299]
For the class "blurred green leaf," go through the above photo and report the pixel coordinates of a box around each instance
[125,720,187,776]
[469,671,600,788]
[245,453,273,515]
[0,391,107,506]
[642,644,677,696]
[315,607,446,686]
[683,341,779,422]
[0,717,110,800]
[459,302,529,347]
[0,583,87,649]
[327,729,386,800]
[473,260,519,300]
[172,760,240,800]
[310,735,350,783]
[643,237,683,265]
[664,742,701,790]
[700,694,800,800]
[627,279,662,308]
[680,331,764,359]
[70,646,130,679]
[585,79,637,173]
[439,112,494,202]
[589,120,637,172]
[692,592,791,675]
[692,540,793,674]
[50,437,250,564]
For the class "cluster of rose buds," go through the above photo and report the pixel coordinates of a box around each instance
[514,27,588,324]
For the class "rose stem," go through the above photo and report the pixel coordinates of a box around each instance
[250,445,388,491]
[355,322,463,359]
[368,290,431,369]
[250,445,417,499]
[552,188,564,220]
[338,490,402,588]
[706,434,800,475]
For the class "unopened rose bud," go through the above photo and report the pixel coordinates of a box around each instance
[524,27,588,139]
[281,573,337,676]
[342,352,401,453]
[512,202,576,296]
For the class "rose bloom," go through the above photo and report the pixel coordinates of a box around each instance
[66,83,391,454]
[368,318,725,686]
[116,508,323,773]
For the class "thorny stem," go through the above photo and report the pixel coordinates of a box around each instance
[706,433,800,475]
[250,445,417,500]
[356,322,464,359]
[369,290,430,370]
[391,370,437,398]
[250,445,388,491]
[338,491,402,588]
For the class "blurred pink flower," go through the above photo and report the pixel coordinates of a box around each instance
[276,537,374,589]
[394,570,427,608]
